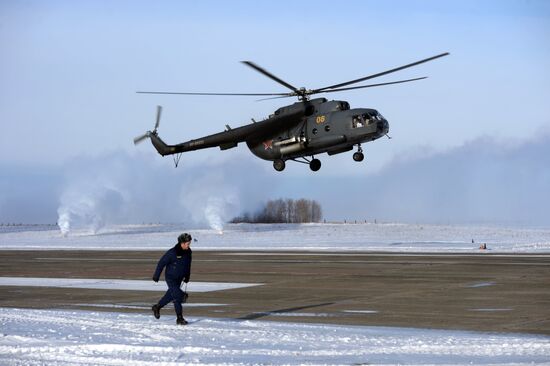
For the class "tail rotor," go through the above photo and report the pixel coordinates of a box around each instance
[133,105,162,145]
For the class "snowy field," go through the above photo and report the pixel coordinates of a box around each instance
[1,222,550,253]
[1,308,550,365]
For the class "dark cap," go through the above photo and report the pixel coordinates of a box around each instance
[178,233,192,244]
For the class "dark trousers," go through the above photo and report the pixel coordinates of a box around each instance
[158,279,184,316]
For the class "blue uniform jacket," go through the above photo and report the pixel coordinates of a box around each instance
[153,244,192,282]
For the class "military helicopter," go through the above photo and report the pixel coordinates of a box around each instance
[134,52,448,171]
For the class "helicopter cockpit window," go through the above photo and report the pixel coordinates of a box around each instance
[352,114,365,128]
[339,102,350,111]
[365,111,383,123]
[352,112,383,128]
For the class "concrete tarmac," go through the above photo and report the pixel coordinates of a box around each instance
[1,250,549,334]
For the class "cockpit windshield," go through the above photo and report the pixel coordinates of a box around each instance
[367,111,384,120]
[352,111,384,128]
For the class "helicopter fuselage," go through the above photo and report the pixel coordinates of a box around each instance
[148,97,389,171]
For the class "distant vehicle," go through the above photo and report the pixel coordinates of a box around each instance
[134,53,448,171]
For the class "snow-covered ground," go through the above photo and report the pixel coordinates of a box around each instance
[1,308,549,365]
[2,223,550,364]
[1,222,550,252]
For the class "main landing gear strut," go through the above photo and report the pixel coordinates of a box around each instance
[273,157,322,172]
[274,146,365,171]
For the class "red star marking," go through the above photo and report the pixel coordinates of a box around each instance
[263,140,273,150]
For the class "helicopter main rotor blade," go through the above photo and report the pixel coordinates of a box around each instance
[256,77,428,100]
[256,95,296,101]
[241,61,300,94]
[137,91,290,96]
[318,77,428,94]
[311,52,449,94]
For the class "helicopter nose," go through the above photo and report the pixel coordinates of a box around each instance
[377,119,389,135]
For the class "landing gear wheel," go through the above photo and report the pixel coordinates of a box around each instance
[353,152,364,162]
[273,159,286,171]
[309,158,321,171]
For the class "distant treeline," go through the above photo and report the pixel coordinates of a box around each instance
[231,198,322,224]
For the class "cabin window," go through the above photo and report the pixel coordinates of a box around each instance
[352,114,366,128]
[324,125,331,132]
[312,128,318,135]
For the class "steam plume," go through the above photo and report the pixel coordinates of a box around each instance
[54,151,268,235]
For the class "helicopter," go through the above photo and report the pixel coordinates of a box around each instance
[134,52,448,171]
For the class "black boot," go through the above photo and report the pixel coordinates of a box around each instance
[176,315,188,325]
[152,304,161,319]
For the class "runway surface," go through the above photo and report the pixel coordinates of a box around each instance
[1,250,549,334]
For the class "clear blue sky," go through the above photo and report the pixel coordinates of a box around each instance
[1,0,549,225]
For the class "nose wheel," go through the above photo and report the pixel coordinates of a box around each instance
[353,144,364,162]
[353,152,364,162]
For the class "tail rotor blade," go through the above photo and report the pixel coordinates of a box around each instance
[133,132,150,145]
[155,105,162,131]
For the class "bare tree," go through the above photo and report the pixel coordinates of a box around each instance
[311,200,322,222]
[231,198,323,223]
[286,198,296,223]
[295,199,309,223]
[274,198,287,223]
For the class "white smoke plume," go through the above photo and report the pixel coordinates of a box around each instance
[56,159,128,236]
[179,169,240,233]
[57,183,125,236]
[55,151,270,236]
